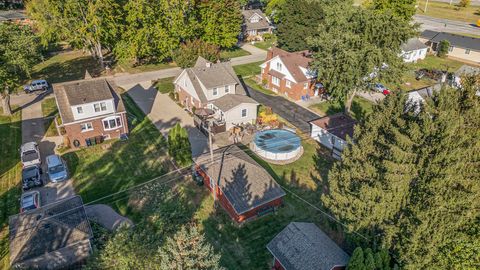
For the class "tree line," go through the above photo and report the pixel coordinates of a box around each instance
[26,0,244,68]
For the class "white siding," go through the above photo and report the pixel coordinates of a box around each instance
[71,99,115,121]
[223,103,258,130]
[175,71,201,101]
[402,48,427,63]
[205,84,237,101]
[269,57,296,83]
[310,124,347,152]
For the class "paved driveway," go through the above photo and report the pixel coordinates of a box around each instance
[123,82,211,157]
[247,86,320,134]
[19,91,75,206]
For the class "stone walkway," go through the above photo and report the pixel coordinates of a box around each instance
[85,204,134,231]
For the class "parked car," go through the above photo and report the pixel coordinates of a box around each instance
[23,79,49,93]
[20,191,41,213]
[22,165,43,190]
[20,142,41,167]
[372,83,390,95]
[46,154,68,182]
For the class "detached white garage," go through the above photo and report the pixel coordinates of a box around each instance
[309,113,357,160]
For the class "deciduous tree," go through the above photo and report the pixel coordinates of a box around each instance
[174,39,220,68]
[437,40,450,58]
[367,0,417,21]
[199,0,243,48]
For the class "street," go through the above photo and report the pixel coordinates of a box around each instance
[414,14,480,36]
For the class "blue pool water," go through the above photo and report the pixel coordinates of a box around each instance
[254,129,301,153]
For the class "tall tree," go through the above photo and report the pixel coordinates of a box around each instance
[199,0,243,48]
[323,80,480,268]
[367,0,417,21]
[27,0,121,68]
[276,0,328,52]
[308,4,415,112]
[0,23,41,115]
[158,226,224,270]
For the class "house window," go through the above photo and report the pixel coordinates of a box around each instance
[213,88,218,96]
[272,76,280,86]
[225,85,230,93]
[465,49,470,54]
[276,62,282,71]
[241,108,247,118]
[102,116,122,130]
[77,106,83,114]
[448,46,454,52]
[286,80,291,88]
[80,122,93,132]
[94,102,107,112]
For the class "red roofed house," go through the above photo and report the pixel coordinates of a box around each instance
[194,144,286,223]
[260,47,319,101]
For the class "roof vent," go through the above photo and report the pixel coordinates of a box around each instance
[206,62,212,68]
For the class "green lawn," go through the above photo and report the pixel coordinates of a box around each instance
[63,94,173,210]
[115,62,176,74]
[233,61,263,78]
[252,38,277,51]
[0,108,22,269]
[309,96,375,121]
[41,98,59,137]
[417,0,480,23]
[154,77,175,94]
[243,77,278,96]
[220,47,251,60]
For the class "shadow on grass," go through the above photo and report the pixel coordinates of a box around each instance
[32,54,102,84]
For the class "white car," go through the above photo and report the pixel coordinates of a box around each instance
[20,191,41,213]
[23,79,50,93]
[20,142,41,167]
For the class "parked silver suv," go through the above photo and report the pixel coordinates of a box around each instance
[23,79,49,93]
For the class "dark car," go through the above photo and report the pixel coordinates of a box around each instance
[20,191,41,213]
[22,165,43,190]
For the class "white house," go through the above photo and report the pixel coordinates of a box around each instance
[453,65,480,88]
[174,57,259,132]
[400,38,428,63]
[309,113,356,160]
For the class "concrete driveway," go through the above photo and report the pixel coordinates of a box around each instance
[123,82,211,157]
[19,91,75,206]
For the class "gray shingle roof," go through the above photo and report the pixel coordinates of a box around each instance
[421,30,480,51]
[401,38,428,52]
[194,145,286,215]
[455,65,480,76]
[53,78,126,124]
[191,61,239,89]
[242,9,272,31]
[9,196,93,269]
[212,94,258,112]
[267,222,350,270]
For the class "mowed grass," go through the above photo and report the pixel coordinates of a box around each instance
[154,77,175,94]
[115,62,176,74]
[417,0,480,23]
[252,38,277,51]
[64,94,172,209]
[220,47,251,60]
[0,108,22,269]
[41,98,59,137]
[233,61,263,78]
[309,96,375,121]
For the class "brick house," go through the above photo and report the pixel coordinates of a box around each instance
[53,78,128,148]
[260,47,318,101]
[194,144,286,223]
[267,222,350,270]
[174,57,258,133]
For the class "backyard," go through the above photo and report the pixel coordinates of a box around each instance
[309,96,375,122]
[0,108,22,269]
[41,98,59,137]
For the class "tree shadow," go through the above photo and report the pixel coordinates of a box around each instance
[351,100,368,122]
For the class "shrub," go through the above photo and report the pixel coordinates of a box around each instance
[173,39,220,68]
[262,33,275,41]
[437,40,450,58]
[458,0,470,8]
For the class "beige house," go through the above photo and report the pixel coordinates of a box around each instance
[174,57,258,133]
[242,9,273,41]
[420,30,480,65]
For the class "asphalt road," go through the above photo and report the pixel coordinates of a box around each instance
[414,15,480,36]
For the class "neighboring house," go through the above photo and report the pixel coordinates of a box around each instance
[407,83,442,112]
[194,144,286,223]
[400,38,428,63]
[420,30,480,64]
[174,57,258,133]
[309,113,357,160]
[9,196,93,270]
[260,47,318,101]
[53,78,129,147]
[267,222,350,270]
[453,64,480,88]
[242,9,273,40]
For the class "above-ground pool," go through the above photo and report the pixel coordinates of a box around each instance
[252,129,303,163]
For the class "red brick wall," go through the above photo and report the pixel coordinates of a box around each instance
[64,113,128,147]
[196,166,284,223]
[273,258,285,270]
[176,86,203,110]
[261,63,315,101]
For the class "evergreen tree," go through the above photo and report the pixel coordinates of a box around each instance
[323,79,480,269]
[437,40,450,58]
[347,247,366,270]
[364,248,376,270]
[158,226,224,270]
[200,0,242,48]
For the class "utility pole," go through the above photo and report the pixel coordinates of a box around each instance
[208,124,217,208]
[425,0,429,13]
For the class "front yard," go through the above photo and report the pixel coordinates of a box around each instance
[41,98,59,137]
[233,61,263,78]
[0,108,22,269]
[220,47,251,60]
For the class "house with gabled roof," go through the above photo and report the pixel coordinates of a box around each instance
[267,222,350,270]
[174,57,259,133]
[194,144,286,223]
[400,38,428,63]
[9,196,93,270]
[260,47,319,101]
[53,78,128,148]
[420,30,480,64]
[242,9,273,40]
